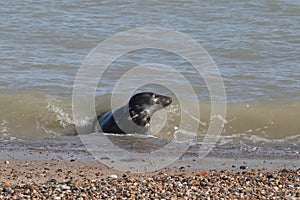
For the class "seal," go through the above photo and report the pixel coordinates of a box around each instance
[97,92,172,134]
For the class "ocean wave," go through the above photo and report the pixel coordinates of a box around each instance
[0,91,299,142]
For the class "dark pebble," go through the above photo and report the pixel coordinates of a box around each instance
[240,165,247,170]
[55,169,63,173]
[267,174,277,179]
[100,157,110,160]
[228,188,236,193]
[47,178,57,183]
[200,181,207,187]
[2,187,12,194]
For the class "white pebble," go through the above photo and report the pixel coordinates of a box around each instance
[108,174,118,179]
[60,185,71,190]
[174,181,183,187]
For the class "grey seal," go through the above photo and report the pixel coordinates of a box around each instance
[97,92,172,134]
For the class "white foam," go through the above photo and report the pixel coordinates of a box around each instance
[174,129,196,142]
[47,98,91,128]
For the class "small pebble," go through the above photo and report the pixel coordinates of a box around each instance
[240,165,247,170]
[1,182,10,187]
[47,178,57,183]
[267,174,277,179]
[2,187,12,194]
[174,181,183,187]
[60,185,71,190]
[108,174,118,179]
[55,169,63,173]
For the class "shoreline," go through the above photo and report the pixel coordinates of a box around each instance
[0,141,299,172]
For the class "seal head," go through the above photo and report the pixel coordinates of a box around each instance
[129,92,172,127]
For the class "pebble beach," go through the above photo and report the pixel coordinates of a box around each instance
[1,159,299,200]
[0,138,299,199]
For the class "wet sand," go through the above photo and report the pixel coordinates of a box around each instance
[0,144,299,199]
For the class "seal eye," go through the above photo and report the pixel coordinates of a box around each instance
[146,116,150,123]
[153,98,160,104]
